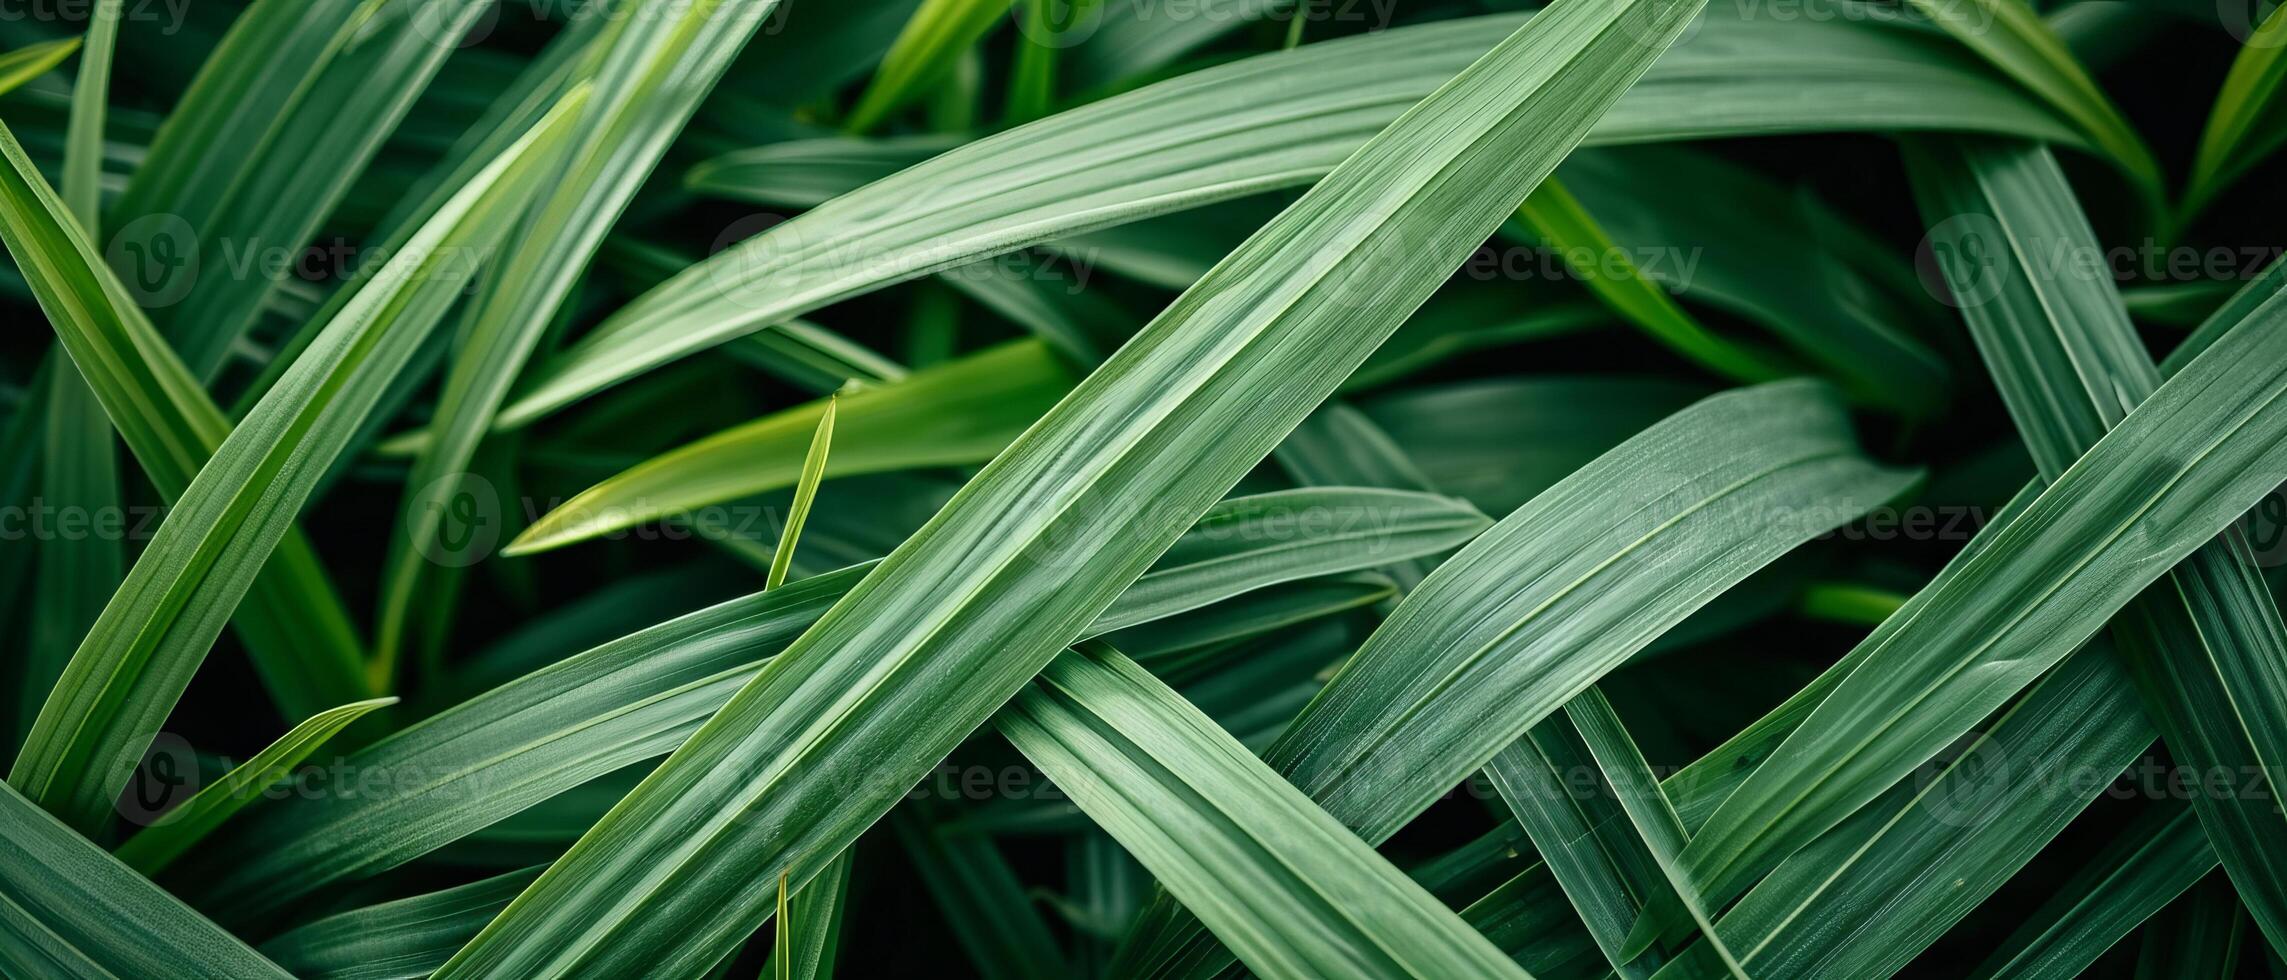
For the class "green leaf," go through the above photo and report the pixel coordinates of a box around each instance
[112,696,396,875]
[1549,145,1954,417]
[0,37,80,96]
[1004,641,1530,978]
[0,119,373,723]
[760,851,851,980]
[260,867,545,980]
[0,779,289,978]
[507,339,1077,554]
[1487,702,1674,976]
[768,396,837,591]
[1513,175,1796,389]
[1113,380,1917,980]
[24,0,125,752]
[1647,642,2158,978]
[1904,0,2161,200]
[1673,248,2287,919]
[2183,2,2287,222]
[845,0,1007,132]
[376,0,787,684]
[1906,136,2287,956]
[5,87,588,834]
[435,2,1704,973]
[176,489,1489,923]
[111,0,499,380]
[501,4,2080,428]
[1972,806,2216,980]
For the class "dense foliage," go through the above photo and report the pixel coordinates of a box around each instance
[2,0,2286,976]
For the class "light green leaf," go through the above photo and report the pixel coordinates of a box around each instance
[112,696,396,875]
[1514,175,1795,389]
[2184,2,2287,222]
[760,851,851,980]
[1004,641,1530,978]
[508,339,1076,554]
[0,37,80,96]
[500,4,2080,428]
[767,396,837,590]
[1904,0,2161,201]
[845,0,1007,132]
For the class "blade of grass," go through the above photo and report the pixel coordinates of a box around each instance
[1111,380,1917,980]
[0,37,79,94]
[0,121,373,722]
[767,397,836,591]
[1672,256,2287,922]
[2182,2,2287,223]
[376,0,787,686]
[1002,641,1531,978]
[111,696,396,875]
[1972,807,2216,979]
[760,851,851,980]
[845,0,1006,132]
[1645,641,2157,978]
[24,0,124,753]
[0,780,289,977]
[6,88,588,834]
[175,490,1490,923]
[1904,0,2161,203]
[503,4,2082,428]
[507,340,1076,553]
[113,0,499,380]
[436,2,1706,973]
[1514,175,1796,389]
[1906,135,2287,956]
[260,867,545,980]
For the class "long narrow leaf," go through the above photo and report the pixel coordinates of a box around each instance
[6,88,588,833]
[498,4,2079,428]
[0,780,289,978]
[435,2,1704,973]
